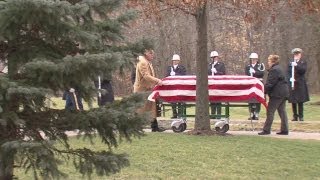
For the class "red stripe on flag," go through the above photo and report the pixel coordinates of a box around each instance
[163,76,257,81]
[153,84,263,91]
[150,75,266,108]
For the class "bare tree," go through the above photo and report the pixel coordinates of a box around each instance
[125,0,320,133]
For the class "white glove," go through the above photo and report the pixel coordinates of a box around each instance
[69,88,75,93]
[212,68,217,74]
[291,62,298,66]
[289,77,295,82]
[249,68,255,74]
[170,71,176,76]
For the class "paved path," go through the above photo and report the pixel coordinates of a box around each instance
[142,129,320,141]
[228,131,320,141]
[65,129,320,141]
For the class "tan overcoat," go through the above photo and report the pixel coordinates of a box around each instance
[133,56,161,93]
[133,56,161,119]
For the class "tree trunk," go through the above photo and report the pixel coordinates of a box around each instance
[156,19,168,78]
[194,3,210,131]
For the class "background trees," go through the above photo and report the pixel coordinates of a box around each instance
[120,0,320,132]
[1,0,320,178]
[120,0,320,95]
[0,0,150,179]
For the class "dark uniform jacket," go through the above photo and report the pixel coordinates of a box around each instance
[63,90,83,111]
[245,63,265,80]
[287,59,310,103]
[265,63,289,98]
[94,79,114,106]
[208,61,226,75]
[166,64,187,77]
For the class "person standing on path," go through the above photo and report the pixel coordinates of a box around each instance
[208,51,226,119]
[134,49,165,132]
[245,52,265,120]
[287,48,310,121]
[258,55,289,135]
[166,54,187,118]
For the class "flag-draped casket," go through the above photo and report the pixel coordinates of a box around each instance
[148,75,266,107]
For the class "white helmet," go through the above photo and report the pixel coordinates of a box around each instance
[210,51,219,57]
[172,54,180,61]
[291,48,302,54]
[249,53,258,59]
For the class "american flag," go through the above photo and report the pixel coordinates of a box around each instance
[148,75,266,107]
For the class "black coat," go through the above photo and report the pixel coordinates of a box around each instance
[208,61,226,75]
[287,59,310,103]
[94,79,114,106]
[265,63,289,98]
[62,90,83,111]
[166,64,187,77]
[245,63,265,80]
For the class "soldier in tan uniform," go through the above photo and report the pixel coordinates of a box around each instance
[134,49,164,132]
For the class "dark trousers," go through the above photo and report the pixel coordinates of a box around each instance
[210,103,222,119]
[171,103,185,118]
[248,103,261,116]
[292,103,304,119]
[262,97,289,133]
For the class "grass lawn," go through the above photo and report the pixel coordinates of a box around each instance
[14,95,320,179]
[16,133,320,179]
[50,94,320,132]
[50,94,320,122]
[155,94,320,132]
[160,94,320,122]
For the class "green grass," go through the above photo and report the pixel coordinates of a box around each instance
[161,94,320,121]
[49,94,320,132]
[49,94,320,121]
[15,133,320,179]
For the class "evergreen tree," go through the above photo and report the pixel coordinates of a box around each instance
[0,0,152,179]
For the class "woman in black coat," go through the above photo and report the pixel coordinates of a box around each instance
[258,55,289,135]
[287,48,310,121]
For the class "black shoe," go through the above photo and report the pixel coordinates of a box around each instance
[152,127,166,132]
[291,118,298,121]
[258,131,270,135]
[252,116,259,120]
[276,131,289,135]
[299,118,304,121]
[248,117,253,120]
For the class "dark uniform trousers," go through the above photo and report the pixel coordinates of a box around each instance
[263,97,289,133]
[208,62,226,118]
[292,103,304,120]
[166,65,187,118]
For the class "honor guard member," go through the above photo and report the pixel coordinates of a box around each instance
[287,48,309,121]
[62,87,83,111]
[166,54,187,118]
[208,51,226,119]
[94,77,114,106]
[245,53,265,120]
